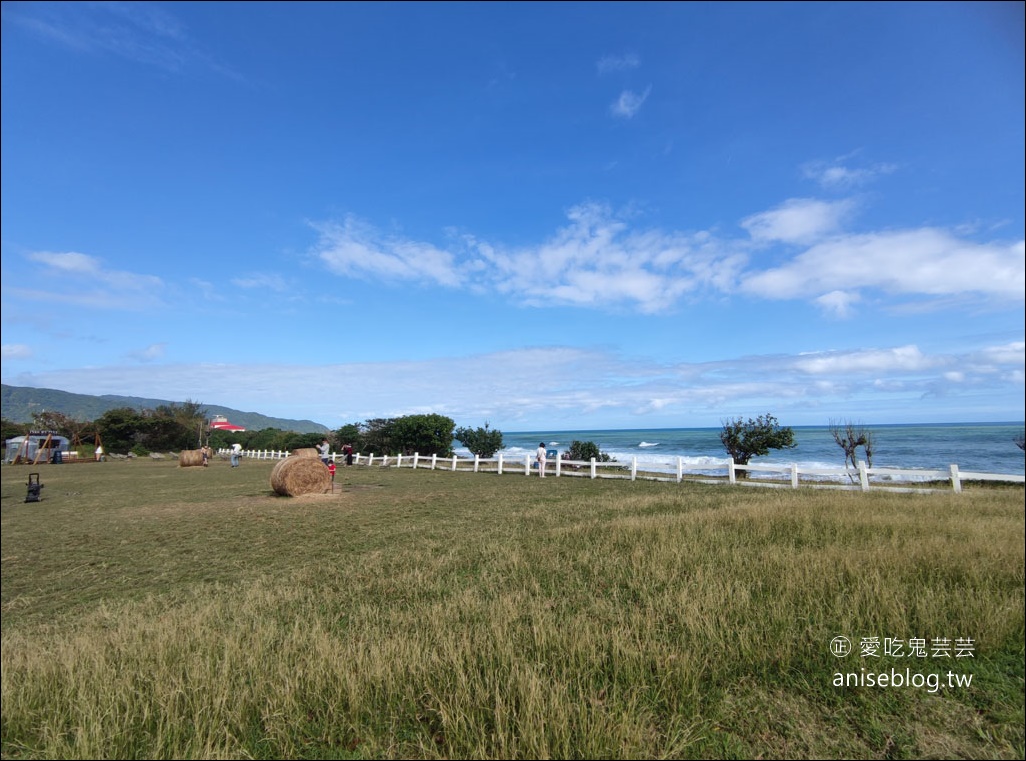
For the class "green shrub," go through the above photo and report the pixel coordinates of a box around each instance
[455,423,504,458]
[566,440,614,462]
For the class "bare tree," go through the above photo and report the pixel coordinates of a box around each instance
[830,419,875,482]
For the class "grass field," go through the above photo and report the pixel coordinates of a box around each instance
[1,458,1023,759]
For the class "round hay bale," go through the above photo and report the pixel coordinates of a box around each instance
[271,456,331,497]
[291,447,320,458]
[179,449,206,467]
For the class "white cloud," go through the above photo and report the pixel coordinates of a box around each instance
[306,197,1024,319]
[740,198,855,245]
[231,273,290,292]
[311,216,463,287]
[793,346,943,375]
[470,202,745,313]
[610,86,651,118]
[28,251,100,274]
[1,344,33,360]
[126,343,167,363]
[742,229,1026,302]
[16,251,166,310]
[306,202,747,314]
[814,290,861,319]
[7,2,238,78]
[973,341,1026,367]
[597,53,640,74]
[14,339,1021,430]
[802,158,897,189]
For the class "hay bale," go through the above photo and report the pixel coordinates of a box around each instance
[270,456,331,497]
[290,447,320,458]
[179,449,206,467]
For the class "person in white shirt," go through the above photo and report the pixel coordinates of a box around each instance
[536,442,547,478]
[317,439,331,465]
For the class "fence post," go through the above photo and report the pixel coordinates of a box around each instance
[555,456,561,477]
[413,453,419,469]
[677,457,683,483]
[498,453,504,475]
[790,463,799,489]
[451,455,457,471]
[631,456,637,481]
[474,454,480,473]
[950,464,962,494]
[368,454,375,467]
[727,460,736,484]
[590,458,597,479]
[525,454,531,476]
[431,454,437,470]
[858,461,870,491]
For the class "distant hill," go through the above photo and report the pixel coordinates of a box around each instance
[0,384,329,434]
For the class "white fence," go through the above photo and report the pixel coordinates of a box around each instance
[219,449,1024,494]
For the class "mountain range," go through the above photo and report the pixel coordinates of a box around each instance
[1,384,329,434]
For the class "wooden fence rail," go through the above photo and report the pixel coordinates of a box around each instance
[217,448,1024,494]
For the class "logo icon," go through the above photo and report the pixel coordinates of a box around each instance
[830,636,852,657]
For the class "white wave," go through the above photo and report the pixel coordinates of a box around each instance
[638,441,660,448]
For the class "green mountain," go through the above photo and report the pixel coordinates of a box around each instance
[0,384,329,434]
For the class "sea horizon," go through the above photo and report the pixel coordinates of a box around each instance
[476,421,1025,479]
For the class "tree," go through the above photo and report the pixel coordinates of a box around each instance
[95,407,147,453]
[30,410,89,444]
[455,423,504,458]
[335,423,364,453]
[830,419,875,481]
[292,432,332,450]
[154,400,207,446]
[566,440,614,462]
[1,417,27,443]
[391,414,455,457]
[720,413,796,474]
[360,418,397,455]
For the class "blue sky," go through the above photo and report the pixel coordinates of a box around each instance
[2,1,1023,432]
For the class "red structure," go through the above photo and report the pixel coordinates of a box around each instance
[209,415,246,433]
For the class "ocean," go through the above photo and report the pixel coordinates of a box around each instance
[460,423,1026,480]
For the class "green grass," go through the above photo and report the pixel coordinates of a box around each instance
[2,458,1023,759]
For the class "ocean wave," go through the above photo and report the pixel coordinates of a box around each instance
[638,441,660,448]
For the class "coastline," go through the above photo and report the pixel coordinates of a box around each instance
[480,422,1025,478]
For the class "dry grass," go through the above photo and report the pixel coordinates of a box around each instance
[1,459,1023,759]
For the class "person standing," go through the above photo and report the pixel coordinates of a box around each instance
[343,442,354,466]
[230,442,242,468]
[317,438,331,465]
[95,443,104,462]
[536,442,547,478]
